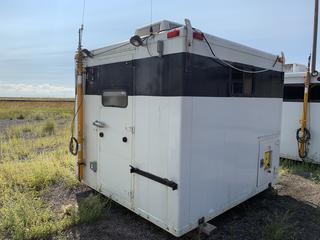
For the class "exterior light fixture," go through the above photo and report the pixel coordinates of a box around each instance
[130,35,143,47]
[82,49,94,58]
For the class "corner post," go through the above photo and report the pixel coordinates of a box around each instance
[76,25,85,181]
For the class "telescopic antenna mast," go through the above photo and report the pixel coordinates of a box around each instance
[311,0,319,76]
[74,0,86,180]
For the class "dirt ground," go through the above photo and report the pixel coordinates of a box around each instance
[54,172,320,240]
[0,119,28,130]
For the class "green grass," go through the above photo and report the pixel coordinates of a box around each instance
[0,190,71,240]
[0,101,73,120]
[0,122,78,239]
[0,101,107,240]
[42,120,56,135]
[0,190,108,240]
[280,158,320,183]
[1,121,67,162]
[263,210,293,240]
[71,194,109,224]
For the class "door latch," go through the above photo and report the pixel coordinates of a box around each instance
[93,120,106,128]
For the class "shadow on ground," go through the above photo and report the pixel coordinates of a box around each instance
[59,178,320,240]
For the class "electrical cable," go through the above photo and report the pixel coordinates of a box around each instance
[203,34,279,74]
[296,93,312,159]
[69,136,78,156]
[95,35,152,57]
[69,93,83,156]
[296,127,311,159]
[145,34,154,57]
[69,0,86,156]
[93,42,131,56]
[296,56,312,159]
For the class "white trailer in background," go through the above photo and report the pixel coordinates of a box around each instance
[79,20,284,236]
[281,63,320,163]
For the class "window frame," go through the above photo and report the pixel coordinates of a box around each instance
[101,89,128,108]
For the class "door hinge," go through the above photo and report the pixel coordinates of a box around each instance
[130,191,134,200]
[126,126,135,134]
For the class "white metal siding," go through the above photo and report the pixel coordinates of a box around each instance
[83,95,281,236]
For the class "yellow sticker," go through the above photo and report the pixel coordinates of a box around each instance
[264,151,272,170]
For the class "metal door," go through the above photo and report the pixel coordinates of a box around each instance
[95,62,134,206]
[257,136,279,187]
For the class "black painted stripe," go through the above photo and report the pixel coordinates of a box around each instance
[85,53,283,98]
[283,83,320,102]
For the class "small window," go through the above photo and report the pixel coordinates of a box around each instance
[310,85,320,101]
[102,90,128,108]
[283,85,304,101]
[283,84,320,102]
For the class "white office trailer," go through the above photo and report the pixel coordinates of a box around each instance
[79,20,284,236]
[281,63,320,163]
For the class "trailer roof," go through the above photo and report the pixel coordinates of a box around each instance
[86,20,282,72]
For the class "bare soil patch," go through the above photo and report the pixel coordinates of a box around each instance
[42,183,90,215]
[0,119,29,131]
[54,172,320,240]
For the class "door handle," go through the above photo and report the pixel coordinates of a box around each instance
[93,120,106,128]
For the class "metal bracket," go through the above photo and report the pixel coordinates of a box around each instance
[125,126,135,134]
[157,40,164,57]
[197,217,217,236]
[185,18,193,50]
[89,161,97,172]
[130,165,178,190]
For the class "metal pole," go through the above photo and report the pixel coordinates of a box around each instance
[76,25,84,181]
[299,56,311,158]
[311,0,319,75]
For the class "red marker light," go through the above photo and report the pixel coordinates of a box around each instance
[167,29,180,38]
[193,32,204,40]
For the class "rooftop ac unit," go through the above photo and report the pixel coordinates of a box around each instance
[134,20,182,36]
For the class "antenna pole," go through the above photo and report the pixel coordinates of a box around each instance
[78,25,83,51]
[311,0,319,75]
[297,55,312,159]
[149,0,153,34]
[76,25,85,181]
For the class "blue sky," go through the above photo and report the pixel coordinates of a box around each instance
[0,0,316,97]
